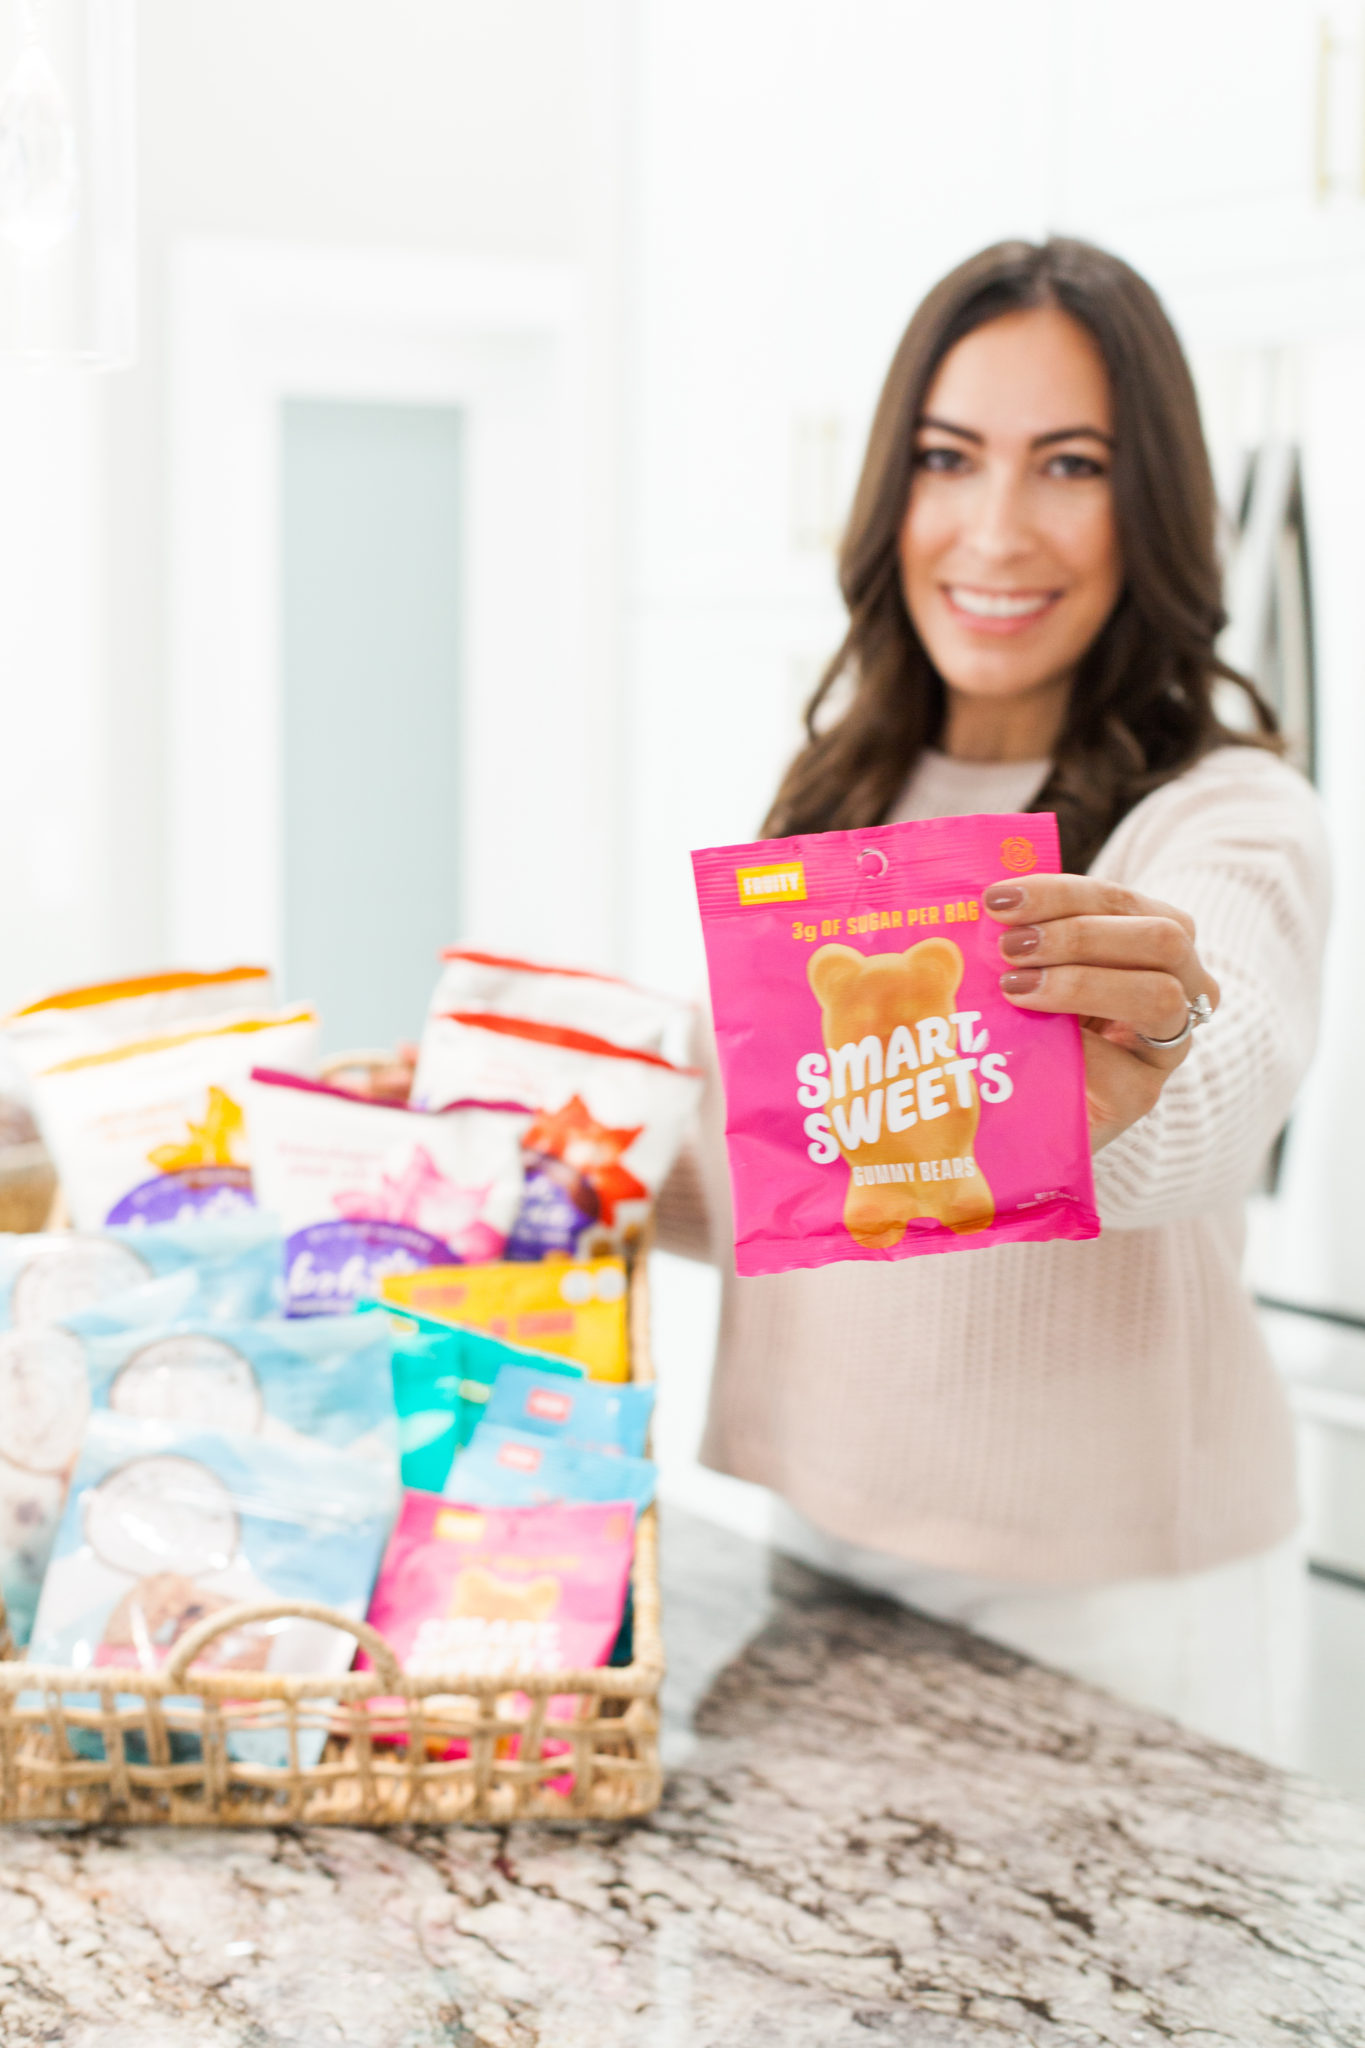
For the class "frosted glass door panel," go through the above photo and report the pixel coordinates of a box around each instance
[280,399,463,1052]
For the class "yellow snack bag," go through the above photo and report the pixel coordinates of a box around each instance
[380,1257,629,1383]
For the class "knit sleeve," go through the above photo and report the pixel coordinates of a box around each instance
[1089,750,1331,1231]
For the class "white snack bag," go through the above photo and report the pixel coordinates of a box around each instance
[245,1068,531,1315]
[424,949,695,1065]
[30,1008,319,1231]
[3,967,274,1083]
[412,1012,701,1259]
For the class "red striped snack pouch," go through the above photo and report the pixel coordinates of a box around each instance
[425,949,694,1064]
[692,813,1099,1277]
[412,1014,701,1261]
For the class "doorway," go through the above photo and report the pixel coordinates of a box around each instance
[280,398,464,1051]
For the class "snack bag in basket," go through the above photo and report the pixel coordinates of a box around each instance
[483,1363,653,1459]
[412,1015,701,1260]
[0,1301,398,1646]
[79,1307,399,1465]
[361,1494,634,1684]
[245,1068,530,1316]
[381,1305,583,1492]
[28,1007,319,1230]
[445,1424,656,1515]
[24,1412,396,1768]
[380,1254,629,1382]
[2,966,274,1082]
[424,948,695,1063]
[691,813,1098,1276]
[0,1214,282,1331]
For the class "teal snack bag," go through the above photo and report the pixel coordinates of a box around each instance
[376,1302,582,1494]
[483,1363,653,1458]
[24,1412,397,1770]
[444,1424,656,1515]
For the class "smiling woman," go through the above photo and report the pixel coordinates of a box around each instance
[764,238,1276,868]
[901,306,1122,760]
[660,238,1333,1766]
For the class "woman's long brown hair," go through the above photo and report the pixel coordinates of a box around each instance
[762,237,1279,872]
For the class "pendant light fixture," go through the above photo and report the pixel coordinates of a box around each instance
[0,0,135,366]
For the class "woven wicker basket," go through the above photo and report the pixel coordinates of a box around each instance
[0,1260,663,1827]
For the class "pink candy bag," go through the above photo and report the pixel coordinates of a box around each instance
[362,1494,635,1683]
[692,812,1099,1276]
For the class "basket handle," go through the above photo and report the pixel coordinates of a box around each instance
[162,1599,404,1691]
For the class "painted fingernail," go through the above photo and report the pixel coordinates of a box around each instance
[1001,967,1043,995]
[999,925,1041,959]
[983,883,1025,914]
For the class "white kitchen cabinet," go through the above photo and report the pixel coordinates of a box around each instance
[1059,0,1365,316]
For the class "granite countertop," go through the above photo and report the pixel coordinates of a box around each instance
[2,1507,1363,2047]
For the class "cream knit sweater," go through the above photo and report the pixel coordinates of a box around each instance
[658,744,1331,1584]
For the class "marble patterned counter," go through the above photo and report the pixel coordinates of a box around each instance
[1,1507,1363,2047]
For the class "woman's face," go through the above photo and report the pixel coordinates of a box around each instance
[898,306,1121,740]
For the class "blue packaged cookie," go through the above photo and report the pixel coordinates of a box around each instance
[0,1216,283,1332]
[24,1412,398,1769]
[0,1302,395,1648]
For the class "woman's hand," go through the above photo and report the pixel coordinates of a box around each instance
[982,877,1220,1152]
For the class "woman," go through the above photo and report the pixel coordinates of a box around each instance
[659,237,1330,1761]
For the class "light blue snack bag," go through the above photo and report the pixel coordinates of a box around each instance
[0,1216,282,1331]
[444,1424,656,1515]
[483,1364,653,1458]
[77,1308,399,1465]
[372,1301,582,1494]
[0,1304,395,1648]
[24,1411,397,1769]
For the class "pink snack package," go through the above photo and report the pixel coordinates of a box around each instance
[692,812,1099,1276]
[358,1494,635,1775]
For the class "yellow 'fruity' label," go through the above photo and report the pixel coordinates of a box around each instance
[736,861,806,906]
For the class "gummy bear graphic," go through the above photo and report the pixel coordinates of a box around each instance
[808,937,995,1249]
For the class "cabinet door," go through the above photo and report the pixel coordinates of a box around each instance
[1060,0,1312,222]
[1059,0,1365,294]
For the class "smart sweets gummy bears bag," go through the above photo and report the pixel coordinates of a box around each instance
[245,1068,530,1315]
[25,1412,396,1769]
[380,1255,629,1382]
[2,967,275,1083]
[361,1495,635,1687]
[412,1015,701,1260]
[692,813,1099,1277]
[29,1008,320,1230]
[424,949,695,1064]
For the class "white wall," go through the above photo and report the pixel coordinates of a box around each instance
[0,0,629,1013]
[0,372,107,1014]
